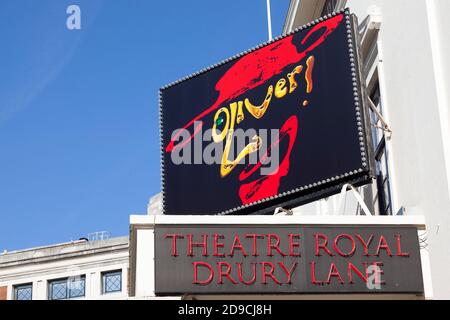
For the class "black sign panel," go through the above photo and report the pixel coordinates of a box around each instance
[160,9,373,215]
[154,225,424,295]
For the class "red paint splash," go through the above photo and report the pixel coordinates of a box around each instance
[165,14,344,152]
[238,115,298,204]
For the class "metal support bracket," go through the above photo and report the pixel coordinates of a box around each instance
[368,97,392,139]
[338,183,374,216]
[274,207,293,216]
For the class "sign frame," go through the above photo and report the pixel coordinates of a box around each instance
[159,9,375,215]
[154,224,424,295]
[128,215,432,299]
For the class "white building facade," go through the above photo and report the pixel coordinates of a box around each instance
[282,0,450,299]
[0,237,129,300]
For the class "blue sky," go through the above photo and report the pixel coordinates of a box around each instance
[0,0,290,251]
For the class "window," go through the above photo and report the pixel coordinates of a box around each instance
[102,270,122,294]
[14,283,32,300]
[358,14,394,216]
[369,85,393,215]
[48,275,85,300]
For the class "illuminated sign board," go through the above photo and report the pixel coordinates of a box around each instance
[160,9,373,215]
[154,224,424,295]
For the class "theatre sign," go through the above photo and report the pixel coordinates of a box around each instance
[154,222,424,295]
[160,9,374,215]
[140,9,429,298]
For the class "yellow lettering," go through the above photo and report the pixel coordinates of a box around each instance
[287,65,303,93]
[212,107,230,143]
[274,78,288,98]
[305,56,315,94]
[236,101,244,124]
[244,85,274,119]
[219,103,261,178]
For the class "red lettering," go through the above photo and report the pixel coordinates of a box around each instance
[375,235,393,257]
[326,262,344,284]
[213,234,225,257]
[229,234,248,257]
[348,262,368,284]
[333,234,356,257]
[187,234,208,257]
[278,262,297,284]
[267,234,287,257]
[314,233,334,256]
[372,262,386,285]
[355,234,374,256]
[288,234,301,257]
[310,261,323,285]
[236,262,257,285]
[261,262,282,285]
[193,262,214,285]
[395,234,410,257]
[164,234,184,257]
[245,234,264,256]
[218,261,238,284]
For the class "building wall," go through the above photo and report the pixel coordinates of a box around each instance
[0,237,129,300]
[285,0,450,299]
[346,0,450,300]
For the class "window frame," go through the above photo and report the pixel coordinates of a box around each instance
[48,275,86,300]
[101,270,122,295]
[13,283,33,301]
[365,62,393,215]
[355,10,395,216]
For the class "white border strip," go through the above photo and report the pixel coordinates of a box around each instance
[130,214,426,228]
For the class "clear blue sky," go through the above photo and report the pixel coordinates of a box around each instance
[0,0,290,251]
